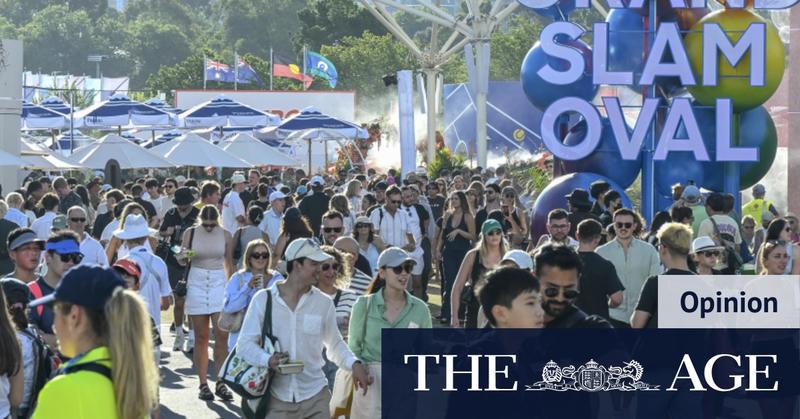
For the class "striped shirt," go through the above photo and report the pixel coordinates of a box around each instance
[347,268,373,296]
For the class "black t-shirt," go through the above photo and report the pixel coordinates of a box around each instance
[427,195,446,222]
[568,211,599,238]
[576,252,625,320]
[298,192,329,236]
[249,199,269,213]
[159,207,200,265]
[635,268,695,328]
[475,208,488,233]
[240,188,256,210]
[134,197,157,220]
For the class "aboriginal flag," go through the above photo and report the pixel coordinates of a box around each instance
[273,55,313,88]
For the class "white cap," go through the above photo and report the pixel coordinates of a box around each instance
[231,173,246,184]
[691,236,724,254]
[501,250,534,271]
[101,184,112,192]
[284,238,330,262]
[310,175,325,187]
[175,175,187,184]
[269,191,287,203]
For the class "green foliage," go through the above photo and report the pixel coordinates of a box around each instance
[213,0,304,59]
[294,0,387,51]
[428,147,466,180]
[489,13,544,81]
[126,17,191,87]
[19,5,95,75]
[506,159,552,196]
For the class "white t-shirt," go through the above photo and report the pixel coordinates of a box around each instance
[258,209,283,246]
[147,195,173,220]
[369,206,410,248]
[100,219,120,243]
[127,246,171,329]
[31,212,57,240]
[80,234,109,267]
[17,330,35,411]
[222,190,245,234]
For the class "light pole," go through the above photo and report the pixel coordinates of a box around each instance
[87,55,108,79]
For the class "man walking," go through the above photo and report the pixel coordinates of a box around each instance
[532,209,578,251]
[30,193,60,240]
[53,176,83,214]
[299,176,330,236]
[222,173,247,234]
[575,219,624,321]
[66,206,108,266]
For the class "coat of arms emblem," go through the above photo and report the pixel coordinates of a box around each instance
[527,360,659,392]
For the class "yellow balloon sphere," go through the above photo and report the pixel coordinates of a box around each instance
[684,9,785,113]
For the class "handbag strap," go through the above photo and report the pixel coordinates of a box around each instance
[185,227,196,272]
[261,289,274,346]
[333,289,343,307]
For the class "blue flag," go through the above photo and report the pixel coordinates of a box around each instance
[237,59,265,86]
[205,59,234,83]
[305,51,338,88]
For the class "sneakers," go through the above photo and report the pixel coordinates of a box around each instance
[185,330,195,353]
[173,328,185,352]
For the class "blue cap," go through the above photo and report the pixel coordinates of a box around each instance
[29,265,126,311]
[45,240,81,254]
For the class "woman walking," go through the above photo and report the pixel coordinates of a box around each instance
[433,191,475,325]
[330,194,356,235]
[179,205,234,401]
[345,180,363,216]
[29,265,157,419]
[499,186,528,249]
[755,218,800,274]
[271,207,314,268]
[352,216,381,275]
[1,279,36,418]
[348,247,432,418]
[223,240,283,351]
[229,206,268,269]
[105,202,156,262]
[450,219,507,328]
[318,246,358,387]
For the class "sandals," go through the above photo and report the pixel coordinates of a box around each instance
[215,382,234,401]
[198,383,214,401]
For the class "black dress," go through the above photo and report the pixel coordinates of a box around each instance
[440,213,471,323]
[465,254,489,328]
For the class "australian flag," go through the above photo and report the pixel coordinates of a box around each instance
[237,59,265,86]
[205,59,234,83]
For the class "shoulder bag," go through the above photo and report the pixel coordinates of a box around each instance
[173,227,195,298]
[330,296,371,418]
[222,290,277,400]
[710,216,743,274]
[218,273,256,333]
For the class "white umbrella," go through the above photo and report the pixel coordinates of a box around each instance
[0,149,28,167]
[150,133,250,168]
[22,153,83,170]
[220,133,299,167]
[69,134,176,169]
[20,138,50,156]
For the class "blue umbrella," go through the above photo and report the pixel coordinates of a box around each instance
[74,93,172,131]
[144,98,182,125]
[178,95,280,128]
[39,96,72,114]
[53,130,95,155]
[21,101,69,130]
[142,129,183,149]
[272,107,368,138]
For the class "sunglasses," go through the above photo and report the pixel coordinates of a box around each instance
[251,252,269,260]
[165,185,175,189]
[389,262,415,274]
[56,252,83,264]
[69,217,86,223]
[391,200,402,205]
[700,250,720,258]
[484,190,495,195]
[544,286,579,299]
[321,263,341,272]
[615,222,633,229]
[323,227,343,233]
[503,194,515,199]
[201,223,217,229]
[486,229,502,237]
[355,223,370,229]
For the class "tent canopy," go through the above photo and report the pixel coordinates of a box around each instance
[142,129,183,149]
[69,134,176,169]
[220,133,299,167]
[39,96,72,114]
[22,153,82,170]
[178,95,280,128]
[144,97,182,125]
[150,133,250,168]
[74,93,172,128]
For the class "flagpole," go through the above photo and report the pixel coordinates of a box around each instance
[234,51,239,91]
[269,47,274,91]
[203,55,207,90]
[302,46,307,91]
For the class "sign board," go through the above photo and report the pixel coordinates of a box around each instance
[175,90,356,122]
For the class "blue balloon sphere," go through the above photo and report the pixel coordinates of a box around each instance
[521,37,597,111]
[531,173,633,243]
[679,104,778,192]
[606,9,684,96]
[536,0,576,21]
[561,118,641,189]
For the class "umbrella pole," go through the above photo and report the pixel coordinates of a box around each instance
[118,126,122,135]
[308,139,312,174]
[324,141,328,172]
[219,126,224,140]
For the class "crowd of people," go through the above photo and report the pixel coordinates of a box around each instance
[0,164,794,418]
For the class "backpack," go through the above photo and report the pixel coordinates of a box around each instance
[28,282,45,317]
[20,328,61,416]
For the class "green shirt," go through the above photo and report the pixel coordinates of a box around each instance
[347,289,432,363]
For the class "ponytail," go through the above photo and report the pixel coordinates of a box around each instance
[365,272,385,295]
[104,289,158,419]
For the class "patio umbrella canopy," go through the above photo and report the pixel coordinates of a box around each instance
[39,96,72,114]
[21,101,69,130]
[178,95,280,128]
[21,138,51,156]
[144,97,182,125]
[271,107,368,138]
[22,153,82,170]
[220,133,299,167]
[53,130,95,154]
[74,93,172,128]
[150,133,250,168]
[69,134,176,169]
[0,149,28,167]
[142,129,183,149]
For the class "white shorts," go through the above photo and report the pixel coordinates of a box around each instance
[185,267,226,315]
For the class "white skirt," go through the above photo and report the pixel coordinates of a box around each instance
[350,362,381,419]
[185,267,226,315]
